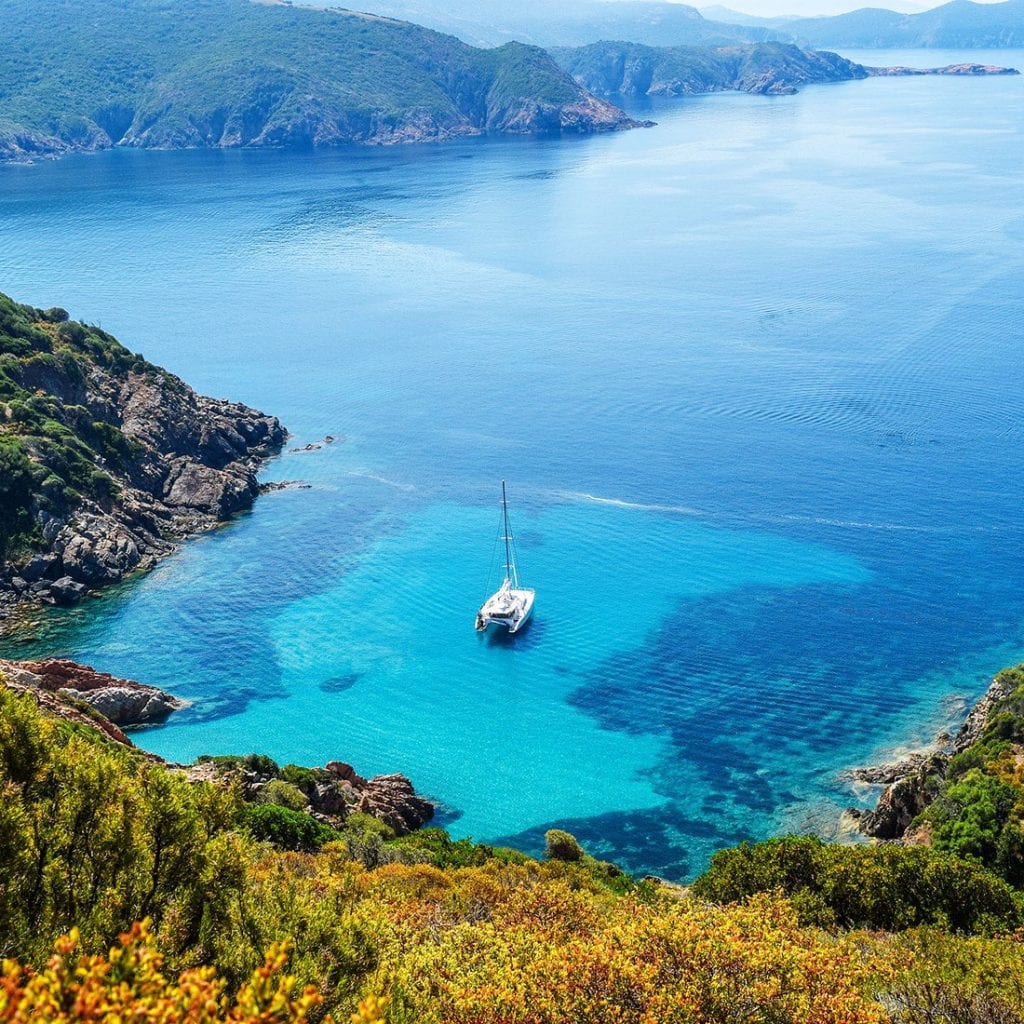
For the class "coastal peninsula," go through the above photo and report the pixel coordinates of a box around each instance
[0,292,284,617]
[554,40,1018,98]
[0,0,635,163]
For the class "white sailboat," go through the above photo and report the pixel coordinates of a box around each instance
[475,481,535,634]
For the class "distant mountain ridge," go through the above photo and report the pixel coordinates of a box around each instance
[311,0,777,47]
[783,0,1024,47]
[330,0,1024,48]
[0,0,635,162]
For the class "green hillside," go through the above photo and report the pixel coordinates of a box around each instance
[0,0,633,161]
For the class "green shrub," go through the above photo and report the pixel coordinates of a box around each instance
[691,836,1024,935]
[239,803,335,852]
[279,763,320,795]
[387,827,529,870]
[0,438,35,558]
[55,321,86,346]
[924,770,1020,871]
[257,779,308,812]
[198,752,281,776]
[545,828,584,863]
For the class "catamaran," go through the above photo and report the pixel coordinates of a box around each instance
[475,481,535,634]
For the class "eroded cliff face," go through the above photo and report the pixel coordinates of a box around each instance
[554,41,868,97]
[554,41,1017,98]
[0,298,284,616]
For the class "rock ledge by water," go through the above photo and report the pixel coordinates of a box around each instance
[187,757,436,836]
[846,671,1018,842]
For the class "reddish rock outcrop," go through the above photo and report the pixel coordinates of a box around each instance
[358,773,436,835]
[1,658,185,726]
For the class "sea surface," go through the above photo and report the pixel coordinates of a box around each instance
[1,50,1023,879]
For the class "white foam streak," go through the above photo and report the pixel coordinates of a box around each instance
[346,470,417,492]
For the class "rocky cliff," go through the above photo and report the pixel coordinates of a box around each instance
[0,294,284,616]
[554,42,869,97]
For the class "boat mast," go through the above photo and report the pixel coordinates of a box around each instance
[502,480,516,588]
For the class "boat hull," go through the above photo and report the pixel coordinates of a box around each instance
[476,586,535,634]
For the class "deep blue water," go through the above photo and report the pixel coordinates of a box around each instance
[1,50,1023,879]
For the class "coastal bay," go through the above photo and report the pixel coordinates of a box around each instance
[1,52,1022,878]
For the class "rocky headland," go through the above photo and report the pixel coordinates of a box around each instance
[0,293,285,619]
[0,657,184,746]
[0,658,186,730]
[0,0,637,164]
[554,41,1018,98]
[846,667,1021,843]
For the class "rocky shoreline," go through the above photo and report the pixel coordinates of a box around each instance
[845,671,1016,843]
[188,757,436,837]
[555,42,1018,101]
[0,655,435,836]
[0,657,185,746]
[0,315,286,622]
[865,63,1020,78]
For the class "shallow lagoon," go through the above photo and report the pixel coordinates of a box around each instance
[2,50,1023,877]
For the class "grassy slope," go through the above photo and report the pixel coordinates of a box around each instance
[0,0,622,156]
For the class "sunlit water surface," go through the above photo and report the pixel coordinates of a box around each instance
[1,49,1023,878]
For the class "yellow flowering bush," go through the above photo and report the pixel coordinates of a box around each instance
[0,920,327,1024]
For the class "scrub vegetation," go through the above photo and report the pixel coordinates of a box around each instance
[3,673,1024,1023]
[918,665,1024,886]
[0,295,147,560]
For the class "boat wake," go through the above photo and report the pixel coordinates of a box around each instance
[346,470,417,491]
[552,488,1006,535]
[553,489,705,518]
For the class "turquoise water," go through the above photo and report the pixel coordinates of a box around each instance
[2,50,1023,877]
